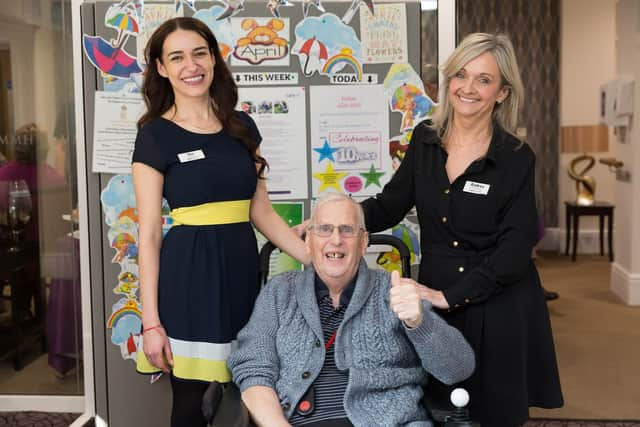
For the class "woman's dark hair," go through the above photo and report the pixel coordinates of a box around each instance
[138,17,267,176]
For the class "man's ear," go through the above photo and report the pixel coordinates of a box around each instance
[157,58,168,78]
[360,231,369,255]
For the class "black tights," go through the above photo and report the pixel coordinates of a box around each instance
[170,374,209,427]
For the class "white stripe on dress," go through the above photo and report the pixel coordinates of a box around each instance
[167,337,238,360]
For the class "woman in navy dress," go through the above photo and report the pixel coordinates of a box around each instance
[361,33,563,426]
[131,17,308,427]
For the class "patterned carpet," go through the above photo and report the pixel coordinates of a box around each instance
[0,413,638,427]
[525,420,640,427]
[0,412,79,427]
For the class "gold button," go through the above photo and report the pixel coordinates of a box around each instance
[465,298,470,304]
[453,241,459,247]
[444,189,450,194]
[442,216,447,223]
[458,266,465,272]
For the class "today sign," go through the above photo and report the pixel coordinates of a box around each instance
[329,73,378,85]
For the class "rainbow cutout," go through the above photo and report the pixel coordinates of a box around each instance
[118,207,138,223]
[322,49,363,81]
[107,301,142,328]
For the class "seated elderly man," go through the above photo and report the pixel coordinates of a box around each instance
[227,194,475,427]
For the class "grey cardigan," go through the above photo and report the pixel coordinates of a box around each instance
[228,261,475,426]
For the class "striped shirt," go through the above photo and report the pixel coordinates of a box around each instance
[289,276,356,427]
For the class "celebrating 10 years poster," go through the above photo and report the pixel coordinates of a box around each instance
[310,84,390,197]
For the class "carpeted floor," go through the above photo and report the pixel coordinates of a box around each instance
[0,354,82,395]
[524,421,640,427]
[0,411,79,426]
[529,253,640,420]
[0,413,638,427]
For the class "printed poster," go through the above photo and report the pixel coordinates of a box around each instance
[359,3,408,64]
[92,91,145,174]
[309,85,389,197]
[238,86,308,200]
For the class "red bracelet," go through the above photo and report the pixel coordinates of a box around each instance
[142,325,164,334]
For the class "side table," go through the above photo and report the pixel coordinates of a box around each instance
[564,201,614,262]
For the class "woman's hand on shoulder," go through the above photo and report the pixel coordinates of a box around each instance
[143,326,173,373]
[292,219,310,239]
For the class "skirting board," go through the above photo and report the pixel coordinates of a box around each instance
[537,227,613,254]
[0,395,84,413]
[610,262,640,305]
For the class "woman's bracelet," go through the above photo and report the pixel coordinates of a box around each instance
[142,325,164,334]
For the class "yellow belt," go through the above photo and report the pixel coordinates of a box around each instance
[170,199,251,226]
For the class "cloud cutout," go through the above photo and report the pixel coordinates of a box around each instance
[101,174,137,226]
[193,5,236,57]
[294,13,361,58]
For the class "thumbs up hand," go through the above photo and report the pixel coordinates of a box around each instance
[389,270,423,328]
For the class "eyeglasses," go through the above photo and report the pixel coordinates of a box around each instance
[309,224,363,238]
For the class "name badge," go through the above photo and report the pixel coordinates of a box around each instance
[463,180,490,195]
[177,149,205,163]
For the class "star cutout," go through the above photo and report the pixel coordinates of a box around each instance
[267,0,293,18]
[175,0,196,13]
[313,140,339,162]
[313,163,348,193]
[302,0,325,17]
[360,164,385,188]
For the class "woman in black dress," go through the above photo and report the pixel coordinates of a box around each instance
[361,33,563,426]
[131,17,308,427]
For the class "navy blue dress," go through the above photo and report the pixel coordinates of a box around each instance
[133,112,261,382]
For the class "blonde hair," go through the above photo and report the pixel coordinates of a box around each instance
[430,33,524,142]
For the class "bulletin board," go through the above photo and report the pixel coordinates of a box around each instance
[86,1,425,202]
[80,1,429,425]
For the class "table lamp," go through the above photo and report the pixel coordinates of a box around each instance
[561,125,609,206]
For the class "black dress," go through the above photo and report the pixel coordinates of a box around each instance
[361,121,563,426]
[132,111,261,383]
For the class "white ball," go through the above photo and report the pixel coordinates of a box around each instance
[450,388,469,408]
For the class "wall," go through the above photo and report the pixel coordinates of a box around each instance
[558,0,617,252]
[34,10,64,150]
[0,1,64,142]
[611,0,640,305]
[456,0,560,229]
[0,19,36,130]
[421,8,438,89]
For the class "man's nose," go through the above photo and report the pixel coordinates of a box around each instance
[329,227,343,244]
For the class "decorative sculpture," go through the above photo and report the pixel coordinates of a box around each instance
[567,154,596,206]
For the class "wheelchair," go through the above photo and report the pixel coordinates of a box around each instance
[203,234,479,427]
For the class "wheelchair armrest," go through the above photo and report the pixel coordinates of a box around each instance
[203,381,252,427]
[428,407,451,423]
